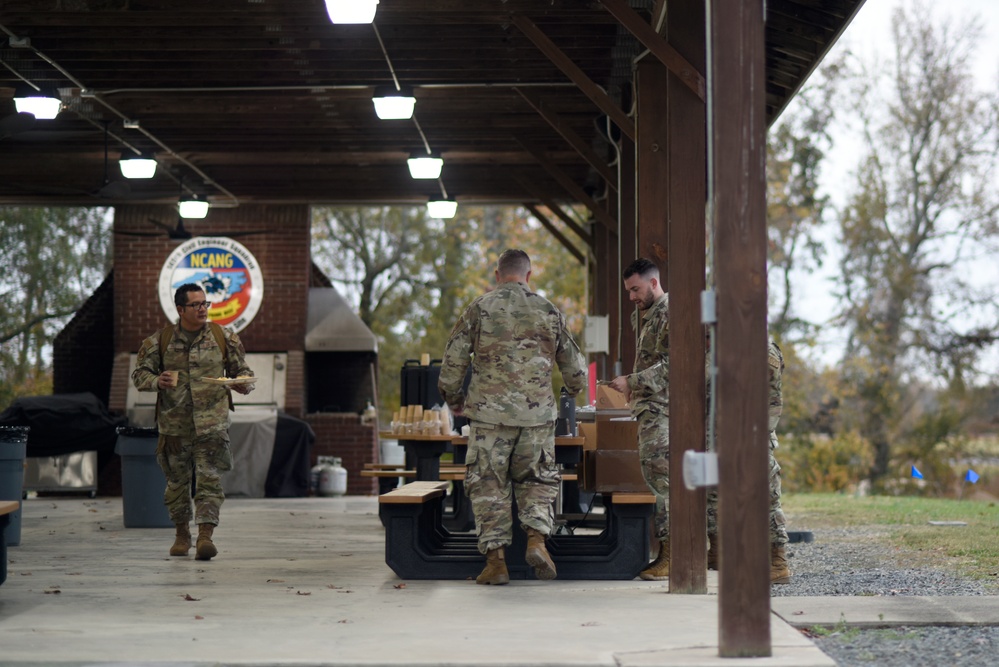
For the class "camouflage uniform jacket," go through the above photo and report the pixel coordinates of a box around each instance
[628,292,669,417]
[438,281,587,427]
[768,339,784,434]
[132,323,254,438]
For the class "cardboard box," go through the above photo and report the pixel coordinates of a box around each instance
[590,449,647,493]
[596,384,628,409]
[579,418,637,452]
[580,416,643,493]
[596,419,638,450]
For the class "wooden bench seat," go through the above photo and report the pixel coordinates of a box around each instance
[1,500,19,588]
[378,481,448,504]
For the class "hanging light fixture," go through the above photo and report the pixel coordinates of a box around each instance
[427,198,457,219]
[119,152,157,179]
[407,153,444,179]
[325,0,378,24]
[372,85,416,120]
[179,195,210,219]
[13,85,61,120]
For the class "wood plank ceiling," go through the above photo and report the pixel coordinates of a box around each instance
[0,0,864,208]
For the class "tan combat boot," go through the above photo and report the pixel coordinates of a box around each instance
[476,547,510,585]
[195,524,218,561]
[707,534,719,571]
[770,544,791,584]
[640,540,670,580]
[169,523,191,557]
[525,527,557,580]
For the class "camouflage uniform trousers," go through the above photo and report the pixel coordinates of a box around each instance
[637,408,670,541]
[464,420,560,555]
[705,431,787,546]
[156,432,233,526]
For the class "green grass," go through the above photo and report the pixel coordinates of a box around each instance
[784,492,999,585]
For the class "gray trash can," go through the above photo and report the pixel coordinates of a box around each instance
[115,427,172,528]
[0,426,28,546]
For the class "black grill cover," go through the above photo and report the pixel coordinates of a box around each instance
[0,393,126,458]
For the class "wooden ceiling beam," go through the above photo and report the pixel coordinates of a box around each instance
[515,137,617,233]
[512,174,594,248]
[512,14,635,141]
[514,87,617,192]
[599,0,705,102]
[525,203,586,265]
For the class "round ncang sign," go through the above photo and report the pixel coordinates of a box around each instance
[158,237,264,334]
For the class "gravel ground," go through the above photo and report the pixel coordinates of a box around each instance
[771,526,999,666]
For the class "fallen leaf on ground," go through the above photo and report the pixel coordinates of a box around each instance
[393,583,407,589]
[296,591,311,596]
[266,579,286,583]
[183,594,200,601]
[44,589,61,594]
[194,615,204,620]
[20,572,31,576]
[327,585,343,589]
[338,619,351,624]
[793,611,805,615]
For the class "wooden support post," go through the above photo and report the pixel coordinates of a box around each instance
[655,0,709,596]
[711,0,771,657]
[617,134,637,374]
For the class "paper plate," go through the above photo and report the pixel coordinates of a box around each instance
[198,376,259,386]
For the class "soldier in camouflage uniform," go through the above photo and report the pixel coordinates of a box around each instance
[704,338,790,584]
[132,284,254,561]
[609,258,671,581]
[438,249,587,585]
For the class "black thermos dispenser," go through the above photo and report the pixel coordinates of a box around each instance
[557,386,576,436]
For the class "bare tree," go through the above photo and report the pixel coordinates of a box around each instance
[0,206,112,405]
[767,59,845,343]
[835,2,999,478]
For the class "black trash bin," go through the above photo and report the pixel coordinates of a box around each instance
[0,426,28,546]
[115,427,172,528]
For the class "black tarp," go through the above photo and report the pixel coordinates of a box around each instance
[0,393,126,459]
[264,413,314,498]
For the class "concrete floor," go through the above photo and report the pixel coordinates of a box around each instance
[0,494,902,667]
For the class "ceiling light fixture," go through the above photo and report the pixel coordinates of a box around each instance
[13,85,61,120]
[372,85,416,120]
[179,195,210,219]
[427,198,457,219]
[407,153,443,179]
[119,153,157,179]
[371,24,415,120]
[427,178,457,219]
[325,0,378,24]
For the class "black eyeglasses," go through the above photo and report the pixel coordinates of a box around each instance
[184,301,209,310]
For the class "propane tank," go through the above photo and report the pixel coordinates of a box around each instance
[318,456,348,497]
[310,459,326,496]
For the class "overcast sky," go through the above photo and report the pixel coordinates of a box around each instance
[779,0,999,373]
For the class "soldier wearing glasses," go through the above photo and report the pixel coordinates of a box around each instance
[132,283,254,561]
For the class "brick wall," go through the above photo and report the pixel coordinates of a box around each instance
[82,203,385,496]
[306,413,378,496]
[109,204,312,416]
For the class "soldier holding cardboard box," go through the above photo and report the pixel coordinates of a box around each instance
[609,258,672,581]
